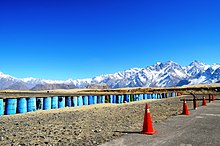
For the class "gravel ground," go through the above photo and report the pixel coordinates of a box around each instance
[0,94,215,146]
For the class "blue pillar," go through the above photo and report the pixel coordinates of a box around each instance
[113,95,117,103]
[97,96,102,104]
[155,94,157,99]
[51,96,58,109]
[109,95,113,104]
[65,96,72,107]
[137,94,139,100]
[147,94,150,99]
[72,96,78,107]
[43,97,51,110]
[88,95,93,105]
[27,97,37,112]
[120,95,124,103]
[36,98,43,110]
[101,96,105,104]
[83,96,89,105]
[125,94,130,102]
[93,96,97,104]
[5,98,17,115]
[0,99,4,116]
[130,94,134,102]
[152,94,157,99]
[58,96,65,108]
[133,95,136,101]
[143,94,147,100]
[78,96,83,106]
[17,98,27,113]
[134,94,139,101]
[139,94,144,100]
[161,93,165,98]
[117,95,121,103]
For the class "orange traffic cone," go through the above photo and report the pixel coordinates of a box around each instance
[202,97,207,106]
[212,95,215,101]
[182,98,190,115]
[140,104,156,135]
[193,97,197,110]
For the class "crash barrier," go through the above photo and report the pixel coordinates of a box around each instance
[0,92,177,116]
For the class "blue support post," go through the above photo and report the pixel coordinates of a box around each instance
[143,94,147,100]
[5,98,17,115]
[139,94,144,100]
[134,94,138,101]
[0,99,4,116]
[83,96,89,105]
[72,96,78,107]
[43,97,51,110]
[78,96,83,106]
[58,96,65,108]
[65,96,72,107]
[125,94,130,102]
[109,95,113,104]
[88,95,93,105]
[51,96,58,109]
[101,96,105,104]
[117,95,121,104]
[93,96,97,104]
[113,95,117,103]
[121,95,124,103]
[97,96,102,104]
[17,98,27,113]
[27,97,37,112]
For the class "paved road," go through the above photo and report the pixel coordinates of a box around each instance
[101,97,220,146]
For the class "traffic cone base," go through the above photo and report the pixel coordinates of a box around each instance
[140,130,156,135]
[183,111,190,115]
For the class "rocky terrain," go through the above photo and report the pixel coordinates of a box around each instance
[0,94,216,146]
[86,83,111,89]
[31,84,76,91]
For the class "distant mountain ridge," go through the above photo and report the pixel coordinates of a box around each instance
[0,60,220,90]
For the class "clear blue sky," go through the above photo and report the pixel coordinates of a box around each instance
[0,0,220,80]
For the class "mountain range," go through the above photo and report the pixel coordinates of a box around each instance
[0,60,220,90]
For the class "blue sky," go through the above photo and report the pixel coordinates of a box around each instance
[0,0,220,80]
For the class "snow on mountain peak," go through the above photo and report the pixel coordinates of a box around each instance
[190,60,203,65]
[0,60,220,90]
[0,72,14,78]
[189,60,209,69]
[211,63,220,70]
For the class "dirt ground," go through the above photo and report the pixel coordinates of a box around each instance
[0,94,215,146]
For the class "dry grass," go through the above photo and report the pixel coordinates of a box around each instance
[0,83,219,98]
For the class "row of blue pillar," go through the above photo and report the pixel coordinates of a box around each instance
[0,92,177,116]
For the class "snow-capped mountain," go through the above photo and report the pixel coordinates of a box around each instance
[0,60,220,90]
